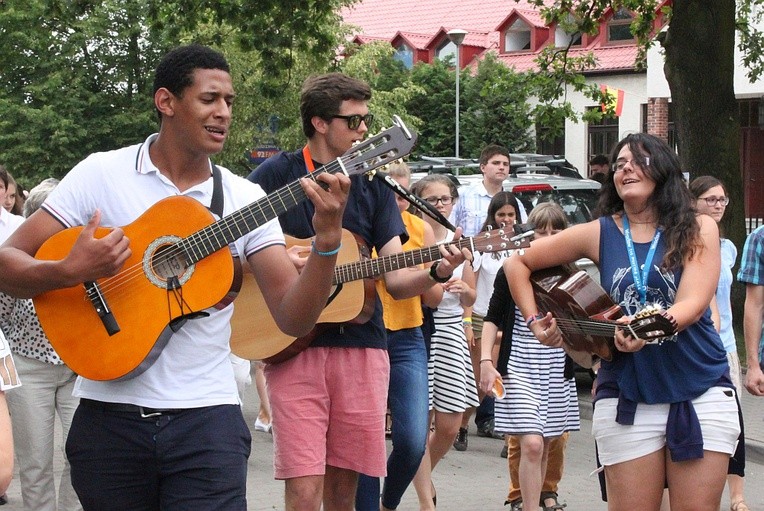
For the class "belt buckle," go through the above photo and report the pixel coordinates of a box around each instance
[139,407,162,418]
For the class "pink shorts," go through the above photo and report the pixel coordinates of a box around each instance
[265,347,390,480]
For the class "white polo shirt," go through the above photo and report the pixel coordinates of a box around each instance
[42,134,284,408]
[0,206,24,244]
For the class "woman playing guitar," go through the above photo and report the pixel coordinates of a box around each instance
[505,133,740,511]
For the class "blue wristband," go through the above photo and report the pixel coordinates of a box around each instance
[525,313,543,329]
[311,240,342,257]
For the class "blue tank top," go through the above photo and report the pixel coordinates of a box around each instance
[597,216,728,404]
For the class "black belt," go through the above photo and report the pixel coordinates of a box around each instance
[80,398,185,418]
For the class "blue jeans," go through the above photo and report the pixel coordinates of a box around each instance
[66,402,251,511]
[356,328,429,510]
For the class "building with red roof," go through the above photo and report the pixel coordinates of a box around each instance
[342,0,764,219]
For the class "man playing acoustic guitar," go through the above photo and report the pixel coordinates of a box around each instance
[0,44,350,510]
[248,73,470,511]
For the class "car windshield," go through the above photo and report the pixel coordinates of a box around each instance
[513,189,599,226]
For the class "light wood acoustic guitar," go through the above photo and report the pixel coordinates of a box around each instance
[530,266,677,367]
[32,118,417,381]
[230,227,531,363]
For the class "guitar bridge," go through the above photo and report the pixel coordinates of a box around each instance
[84,281,120,336]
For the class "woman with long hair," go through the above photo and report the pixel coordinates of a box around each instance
[506,133,740,511]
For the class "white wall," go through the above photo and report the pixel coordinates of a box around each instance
[560,74,647,173]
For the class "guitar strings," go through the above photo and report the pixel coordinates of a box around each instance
[554,317,618,336]
[81,154,356,303]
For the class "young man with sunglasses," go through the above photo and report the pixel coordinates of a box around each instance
[248,72,469,511]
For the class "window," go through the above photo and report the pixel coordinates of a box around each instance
[436,39,457,62]
[587,106,619,158]
[608,8,635,42]
[739,98,762,128]
[504,19,532,52]
[394,43,414,69]
[555,15,582,47]
[536,123,565,155]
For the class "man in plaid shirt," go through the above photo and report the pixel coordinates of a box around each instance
[738,224,764,396]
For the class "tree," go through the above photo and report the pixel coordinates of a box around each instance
[404,58,460,158]
[460,53,535,157]
[0,0,355,185]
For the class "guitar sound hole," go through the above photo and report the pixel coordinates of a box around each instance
[152,244,189,280]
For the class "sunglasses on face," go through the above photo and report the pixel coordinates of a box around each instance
[331,113,374,130]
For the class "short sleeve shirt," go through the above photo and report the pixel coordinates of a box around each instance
[42,134,284,408]
[248,149,406,349]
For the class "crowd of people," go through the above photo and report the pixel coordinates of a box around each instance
[0,43,762,511]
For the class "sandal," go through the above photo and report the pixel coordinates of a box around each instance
[731,501,750,511]
[540,491,566,511]
[503,498,522,511]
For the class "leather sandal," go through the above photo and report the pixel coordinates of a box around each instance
[731,500,750,511]
[540,491,566,511]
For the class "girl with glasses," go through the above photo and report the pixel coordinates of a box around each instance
[690,175,749,511]
[410,174,477,510]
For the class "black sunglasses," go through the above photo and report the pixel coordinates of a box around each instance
[330,113,374,130]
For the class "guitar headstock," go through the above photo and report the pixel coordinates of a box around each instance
[469,227,532,255]
[629,306,678,343]
[341,116,418,177]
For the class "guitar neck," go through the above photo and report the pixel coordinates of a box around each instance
[181,166,340,265]
[556,317,618,338]
[334,237,476,283]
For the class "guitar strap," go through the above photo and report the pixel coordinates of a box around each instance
[210,163,224,218]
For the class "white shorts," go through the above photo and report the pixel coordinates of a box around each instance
[592,386,740,466]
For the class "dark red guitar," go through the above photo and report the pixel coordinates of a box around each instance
[530,266,677,365]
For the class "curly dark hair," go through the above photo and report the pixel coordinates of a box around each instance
[595,133,700,270]
[152,44,230,121]
[300,73,372,138]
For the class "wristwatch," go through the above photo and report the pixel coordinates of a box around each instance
[429,261,451,283]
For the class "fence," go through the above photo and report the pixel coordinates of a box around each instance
[747,217,764,234]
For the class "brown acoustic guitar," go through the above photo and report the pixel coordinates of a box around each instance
[32,118,417,381]
[230,227,531,364]
[530,266,677,367]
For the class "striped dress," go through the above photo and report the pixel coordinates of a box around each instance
[494,308,580,437]
[428,262,480,413]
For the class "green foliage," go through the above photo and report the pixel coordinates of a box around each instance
[0,0,354,184]
[404,59,459,158]
[340,42,424,141]
[460,54,535,156]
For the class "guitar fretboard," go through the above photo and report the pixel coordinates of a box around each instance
[334,237,480,283]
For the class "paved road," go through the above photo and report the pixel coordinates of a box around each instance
[3,373,764,510]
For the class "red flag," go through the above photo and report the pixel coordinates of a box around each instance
[600,84,625,117]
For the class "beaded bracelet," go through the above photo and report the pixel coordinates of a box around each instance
[311,240,342,257]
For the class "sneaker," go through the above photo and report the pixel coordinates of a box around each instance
[476,418,503,439]
[254,417,272,433]
[453,427,468,451]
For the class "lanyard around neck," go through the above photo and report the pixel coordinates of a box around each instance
[302,145,316,173]
[622,215,661,306]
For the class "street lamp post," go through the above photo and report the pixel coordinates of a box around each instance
[447,29,467,159]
